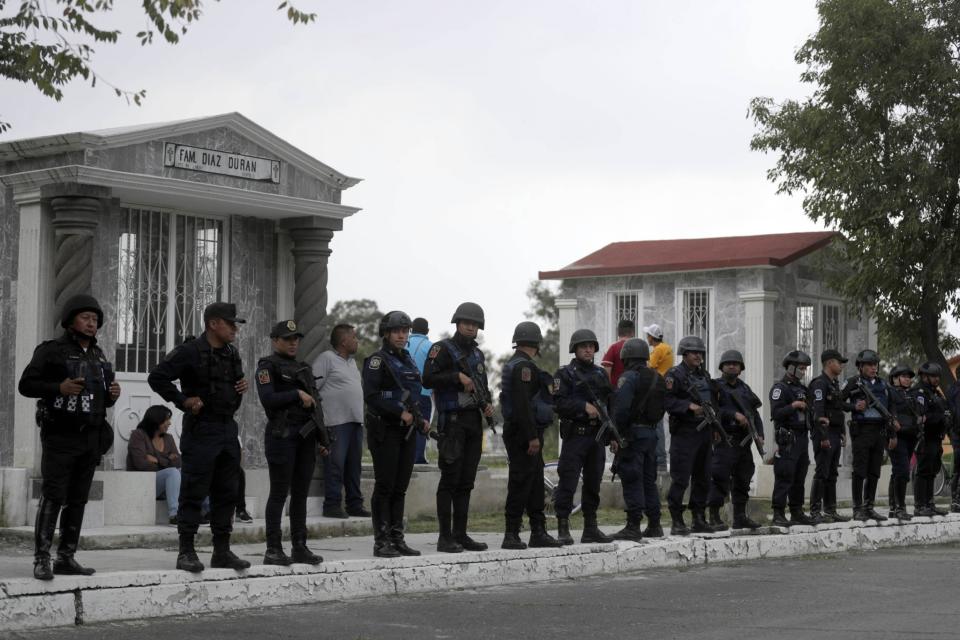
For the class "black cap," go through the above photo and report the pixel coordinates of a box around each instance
[203,302,246,324]
[270,319,303,339]
[820,349,848,364]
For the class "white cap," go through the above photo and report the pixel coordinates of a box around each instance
[643,324,663,339]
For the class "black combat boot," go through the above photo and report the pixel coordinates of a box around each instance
[690,510,714,533]
[372,501,400,558]
[436,514,464,553]
[528,520,563,548]
[823,482,850,522]
[611,514,643,542]
[864,479,886,521]
[453,512,487,551]
[809,479,825,522]
[895,479,912,520]
[556,517,575,545]
[708,505,729,532]
[670,509,690,536]
[52,504,95,576]
[33,497,59,581]
[211,534,251,570]
[789,507,816,526]
[176,533,205,572]
[913,478,935,517]
[930,502,949,517]
[501,519,527,550]
[581,514,614,543]
[887,477,898,519]
[771,507,791,528]
[732,505,761,530]
[643,517,665,538]
[852,476,868,521]
[291,534,323,564]
[263,532,292,566]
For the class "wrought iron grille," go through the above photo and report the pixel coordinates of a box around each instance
[681,288,710,362]
[822,303,842,350]
[613,292,639,337]
[174,216,223,343]
[796,302,816,381]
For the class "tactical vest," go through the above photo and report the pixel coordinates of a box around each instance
[773,379,807,428]
[851,376,888,424]
[889,386,921,432]
[259,354,314,423]
[500,355,554,426]
[812,374,846,427]
[44,339,113,426]
[435,339,485,413]
[192,339,243,417]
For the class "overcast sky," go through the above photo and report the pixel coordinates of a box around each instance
[1,1,833,354]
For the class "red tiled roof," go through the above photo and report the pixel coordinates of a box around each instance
[538,231,837,280]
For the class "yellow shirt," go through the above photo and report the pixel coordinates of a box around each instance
[649,342,674,376]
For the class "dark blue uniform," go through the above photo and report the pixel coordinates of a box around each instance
[915,381,948,511]
[808,372,850,515]
[422,335,489,541]
[500,351,554,532]
[947,382,960,508]
[612,363,666,523]
[664,363,717,517]
[148,334,244,539]
[255,353,320,549]
[708,378,763,512]
[553,358,613,519]
[770,375,810,512]
[888,383,923,512]
[842,375,892,511]
[362,346,422,547]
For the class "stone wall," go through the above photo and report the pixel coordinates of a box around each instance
[0,186,19,467]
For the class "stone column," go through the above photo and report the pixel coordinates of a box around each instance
[280,217,343,364]
[556,298,579,372]
[739,290,779,466]
[50,196,101,324]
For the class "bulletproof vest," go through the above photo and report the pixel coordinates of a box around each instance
[260,354,314,423]
[851,376,888,423]
[889,386,921,431]
[435,338,485,413]
[625,367,664,426]
[369,349,422,421]
[46,338,113,426]
[500,355,554,426]
[191,339,243,417]
[717,379,755,430]
[921,383,948,434]
[812,374,845,427]
[686,369,713,406]
[772,378,807,428]
[560,362,608,424]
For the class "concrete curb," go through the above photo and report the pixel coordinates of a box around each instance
[3,514,960,631]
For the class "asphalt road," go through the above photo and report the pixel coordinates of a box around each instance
[11,544,960,640]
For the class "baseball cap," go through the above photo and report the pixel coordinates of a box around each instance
[203,302,246,324]
[643,324,664,340]
[270,319,304,339]
[820,349,848,364]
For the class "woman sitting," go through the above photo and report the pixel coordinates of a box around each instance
[126,405,183,525]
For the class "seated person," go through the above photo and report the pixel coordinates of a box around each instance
[126,405,185,525]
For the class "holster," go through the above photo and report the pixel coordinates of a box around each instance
[365,410,385,443]
[438,414,464,465]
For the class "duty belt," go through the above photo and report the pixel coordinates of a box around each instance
[570,421,600,436]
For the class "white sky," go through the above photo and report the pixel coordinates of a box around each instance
[1,1,875,354]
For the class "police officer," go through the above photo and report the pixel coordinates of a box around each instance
[610,338,666,540]
[553,329,615,544]
[887,364,922,520]
[770,351,816,527]
[255,320,330,566]
[807,349,852,523]
[914,362,949,517]
[148,302,250,572]
[500,321,561,549]
[363,311,431,557]
[947,370,960,512]
[423,302,494,553]
[18,295,121,580]
[842,349,897,522]
[664,335,718,535]
[707,350,764,531]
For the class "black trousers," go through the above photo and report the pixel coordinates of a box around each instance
[667,426,712,513]
[916,436,943,506]
[178,417,241,537]
[369,425,415,542]
[503,431,545,528]
[773,429,809,510]
[554,431,606,518]
[437,410,483,532]
[265,429,317,542]
[40,425,101,505]
[708,440,755,508]
[618,427,660,520]
[850,423,885,506]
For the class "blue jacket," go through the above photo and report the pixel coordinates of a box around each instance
[406,333,433,397]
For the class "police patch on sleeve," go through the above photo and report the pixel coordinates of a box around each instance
[428,344,441,359]
[665,376,674,390]
[918,395,925,405]
[553,377,562,394]
[814,389,823,401]
[369,356,382,370]
[521,367,532,383]
[772,387,782,400]
[257,369,271,385]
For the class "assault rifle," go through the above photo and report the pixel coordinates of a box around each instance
[571,367,625,451]
[299,375,333,449]
[725,386,765,457]
[854,378,896,437]
[457,355,498,433]
[685,373,732,447]
[378,354,437,442]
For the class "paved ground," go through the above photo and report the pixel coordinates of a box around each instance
[10,542,959,639]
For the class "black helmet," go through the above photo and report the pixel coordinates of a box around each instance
[855,349,880,366]
[918,362,942,377]
[569,328,599,353]
[621,338,650,361]
[677,335,706,355]
[378,310,412,337]
[451,302,485,329]
[60,294,103,329]
[889,364,915,383]
[718,349,745,371]
[782,350,812,368]
[512,321,543,346]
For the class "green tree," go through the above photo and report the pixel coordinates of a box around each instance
[317,299,383,364]
[0,0,315,132]
[750,0,960,381]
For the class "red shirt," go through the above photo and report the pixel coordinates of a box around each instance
[602,339,627,386]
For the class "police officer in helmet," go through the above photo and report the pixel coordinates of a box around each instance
[148,302,251,572]
[664,335,719,535]
[769,351,816,527]
[423,302,494,553]
[914,362,949,517]
[19,294,121,580]
[363,311,431,557]
[807,349,853,523]
[610,338,666,540]
[255,320,329,566]
[553,328,616,544]
[708,350,764,531]
[500,321,561,549]
[887,364,922,520]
